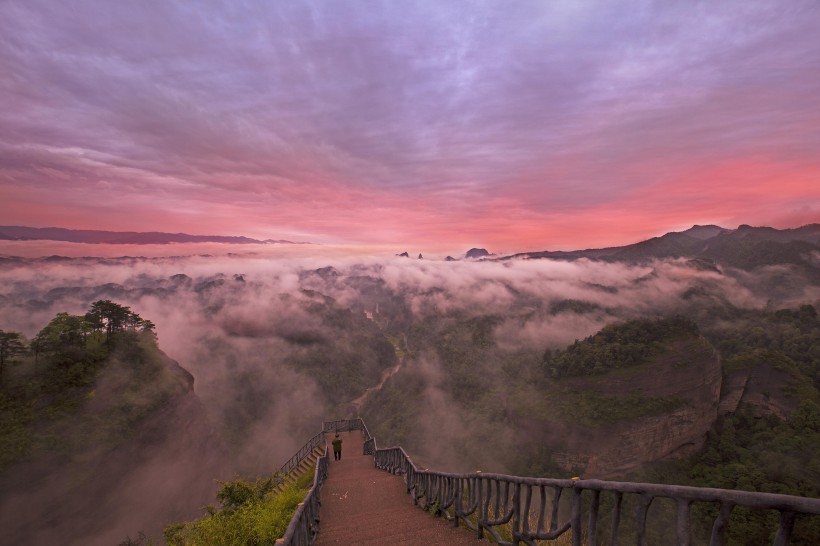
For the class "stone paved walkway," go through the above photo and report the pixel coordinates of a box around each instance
[313,431,484,545]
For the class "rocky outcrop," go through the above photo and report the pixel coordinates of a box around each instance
[718,371,748,415]
[465,248,490,259]
[719,356,802,419]
[541,338,722,478]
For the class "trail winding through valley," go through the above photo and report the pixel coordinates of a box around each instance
[347,334,409,415]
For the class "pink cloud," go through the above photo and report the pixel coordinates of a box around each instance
[1,1,819,252]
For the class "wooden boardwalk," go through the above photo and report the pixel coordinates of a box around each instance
[313,432,484,545]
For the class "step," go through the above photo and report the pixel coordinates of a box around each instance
[319,505,428,530]
[317,521,480,545]
[269,445,326,495]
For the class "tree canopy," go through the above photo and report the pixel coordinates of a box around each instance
[84,299,155,340]
[543,315,700,378]
[1,300,161,470]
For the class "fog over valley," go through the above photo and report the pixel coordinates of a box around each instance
[1,230,819,543]
[3,0,819,541]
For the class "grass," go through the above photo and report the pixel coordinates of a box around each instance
[166,467,316,546]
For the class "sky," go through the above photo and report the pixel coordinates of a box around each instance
[1,0,819,253]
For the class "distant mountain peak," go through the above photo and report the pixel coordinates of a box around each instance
[466,248,490,259]
[679,225,728,240]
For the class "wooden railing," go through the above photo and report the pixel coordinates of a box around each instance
[322,418,374,454]
[278,431,325,476]
[281,417,820,545]
[279,419,369,544]
[373,439,820,545]
[278,438,328,545]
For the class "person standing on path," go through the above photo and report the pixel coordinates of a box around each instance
[332,434,343,460]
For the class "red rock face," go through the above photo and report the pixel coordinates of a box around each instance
[720,359,802,419]
[548,337,723,478]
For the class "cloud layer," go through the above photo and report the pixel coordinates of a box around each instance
[1,249,818,540]
[1,1,819,250]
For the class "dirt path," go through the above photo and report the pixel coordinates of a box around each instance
[347,333,411,415]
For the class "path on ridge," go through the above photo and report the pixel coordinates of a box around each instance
[314,431,484,545]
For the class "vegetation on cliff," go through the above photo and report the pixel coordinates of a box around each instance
[706,303,820,388]
[542,316,700,378]
[636,401,820,545]
[0,300,173,470]
[628,304,820,545]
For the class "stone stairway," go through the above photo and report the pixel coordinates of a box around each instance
[272,445,325,495]
[313,432,483,545]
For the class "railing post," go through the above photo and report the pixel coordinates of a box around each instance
[676,498,692,546]
[709,502,734,546]
[610,491,623,546]
[588,489,600,546]
[454,477,462,527]
[522,483,533,538]
[773,511,795,546]
[550,486,562,533]
[635,493,653,546]
[477,475,486,539]
[512,482,521,546]
[571,486,582,546]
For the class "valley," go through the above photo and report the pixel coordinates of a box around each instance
[0,224,819,544]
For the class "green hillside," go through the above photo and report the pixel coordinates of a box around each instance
[0,301,226,545]
[0,301,179,470]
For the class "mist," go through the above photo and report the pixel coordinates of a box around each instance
[0,249,811,421]
[0,245,817,543]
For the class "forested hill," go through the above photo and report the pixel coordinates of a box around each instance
[542,315,700,377]
[0,301,228,545]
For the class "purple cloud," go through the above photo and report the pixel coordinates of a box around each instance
[1,0,818,249]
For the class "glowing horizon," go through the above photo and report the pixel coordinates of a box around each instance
[1,2,818,251]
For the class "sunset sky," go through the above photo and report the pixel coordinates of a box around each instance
[1,1,819,252]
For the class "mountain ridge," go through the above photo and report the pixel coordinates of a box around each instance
[503,223,820,278]
[0,226,302,245]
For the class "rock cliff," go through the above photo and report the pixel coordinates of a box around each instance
[536,337,722,478]
[719,351,804,419]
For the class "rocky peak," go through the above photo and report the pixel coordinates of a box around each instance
[465,248,490,259]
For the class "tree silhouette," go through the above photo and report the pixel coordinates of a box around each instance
[84,300,154,341]
[0,330,26,382]
[85,300,132,339]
